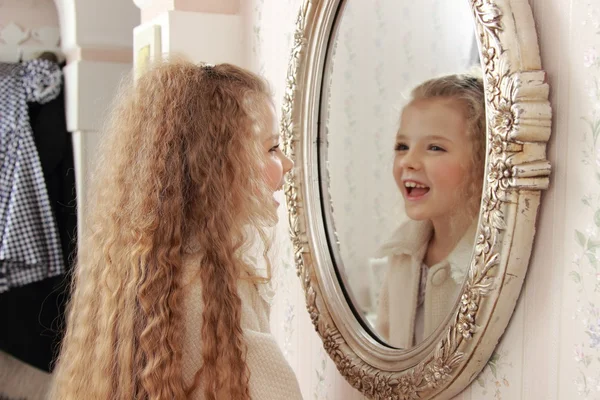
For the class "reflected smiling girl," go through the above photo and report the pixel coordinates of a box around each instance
[375,74,486,348]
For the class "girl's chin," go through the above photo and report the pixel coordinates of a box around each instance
[405,213,431,221]
[403,205,432,221]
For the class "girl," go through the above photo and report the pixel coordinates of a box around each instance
[50,60,303,400]
[375,74,486,348]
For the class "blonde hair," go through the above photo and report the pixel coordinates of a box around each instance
[50,60,275,400]
[408,73,486,222]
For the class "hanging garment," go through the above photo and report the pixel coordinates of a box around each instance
[0,76,77,373]
[0,59,65,293]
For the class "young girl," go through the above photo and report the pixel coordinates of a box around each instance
[50,60,303,400]
[375,74,486,349]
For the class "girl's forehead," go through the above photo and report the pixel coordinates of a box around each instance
[257,98,276,119]
[404,97,467,116]
[398,99,469,141]
[255,101,279,139]
[402,98,466,123]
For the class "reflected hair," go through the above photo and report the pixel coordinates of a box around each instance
[50,59,274,400]
[409,73,486,222]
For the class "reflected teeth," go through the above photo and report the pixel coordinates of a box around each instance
[404,181,427,189]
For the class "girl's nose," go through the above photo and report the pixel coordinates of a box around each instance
[281,153,294,174]
[399,150,422,170]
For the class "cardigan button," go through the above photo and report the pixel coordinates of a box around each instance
[430,267,449,286]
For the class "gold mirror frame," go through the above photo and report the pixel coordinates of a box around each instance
[281,0,551,398]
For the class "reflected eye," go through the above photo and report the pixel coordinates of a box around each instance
[429,145,446,152]
[395,143,408,151]
[269,144,280,153]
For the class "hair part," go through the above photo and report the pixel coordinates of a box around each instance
[50,59,275,400]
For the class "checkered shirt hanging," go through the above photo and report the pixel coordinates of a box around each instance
[0,59,65,293]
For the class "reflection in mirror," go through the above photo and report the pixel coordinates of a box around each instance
[321,0,484,349]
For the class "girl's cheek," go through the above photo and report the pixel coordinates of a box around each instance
[265,159,283,190]
[435,163,466,186]
[392,162,402,182]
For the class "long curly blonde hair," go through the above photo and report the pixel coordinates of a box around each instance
[50,60,276,400]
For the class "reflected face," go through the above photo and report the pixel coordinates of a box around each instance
[393,98,471,222]
[260,103,294,206]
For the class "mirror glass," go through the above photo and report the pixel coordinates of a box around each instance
[321,0,483,349]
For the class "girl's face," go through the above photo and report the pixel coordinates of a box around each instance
[393,97,473,222]
[260,103,293,207]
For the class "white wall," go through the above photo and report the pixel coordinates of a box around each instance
[72,2,138,48]
[0,0,61,62]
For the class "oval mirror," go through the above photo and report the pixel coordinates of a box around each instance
[321,0,482,350]
[282,0,551,398]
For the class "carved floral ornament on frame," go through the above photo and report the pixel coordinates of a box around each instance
[281,0,551,399]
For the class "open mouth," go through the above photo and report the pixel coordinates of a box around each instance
[404,181,430,198]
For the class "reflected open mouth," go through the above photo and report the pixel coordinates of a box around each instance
[404,180,430,199]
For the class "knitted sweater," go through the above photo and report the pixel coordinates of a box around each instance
[375,219,477,348]
[181,251,303,399]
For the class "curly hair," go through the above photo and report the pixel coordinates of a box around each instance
[408,73,486,225]
[49,60,276,400]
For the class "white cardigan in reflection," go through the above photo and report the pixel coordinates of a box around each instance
[375,219,477,348]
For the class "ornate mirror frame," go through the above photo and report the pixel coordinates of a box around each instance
[281,0,551,398]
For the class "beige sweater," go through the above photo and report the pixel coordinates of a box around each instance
[181,252,303,400]
[375,220,476,348]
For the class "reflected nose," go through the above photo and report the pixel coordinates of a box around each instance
[398,149,422,170]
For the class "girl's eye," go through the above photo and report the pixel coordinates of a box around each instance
[394,143,408,151]
[269,144,280,153]
[429,145,446,152]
